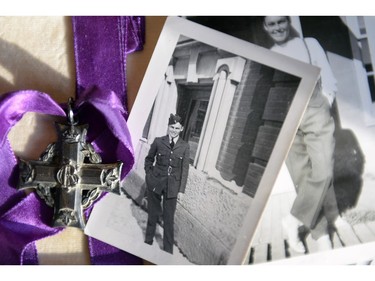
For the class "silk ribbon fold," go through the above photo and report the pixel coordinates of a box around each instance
[0,16,145,265]
[72,16,145,117]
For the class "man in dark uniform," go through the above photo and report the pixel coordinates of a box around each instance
[144,113,190,254]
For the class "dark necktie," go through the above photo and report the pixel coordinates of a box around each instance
[170,139,174,149]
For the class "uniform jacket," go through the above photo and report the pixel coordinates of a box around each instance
[144,135,190,198]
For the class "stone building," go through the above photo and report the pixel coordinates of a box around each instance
[125,34,300,264]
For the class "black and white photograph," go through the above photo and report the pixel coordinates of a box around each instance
[84,16,320,265]
[185,16,375,265]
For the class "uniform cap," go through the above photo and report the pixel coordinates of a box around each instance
[168,113,182,125]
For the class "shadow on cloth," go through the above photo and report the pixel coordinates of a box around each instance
[332,104,365,213]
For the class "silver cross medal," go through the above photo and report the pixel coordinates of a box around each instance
[18,98,123,229]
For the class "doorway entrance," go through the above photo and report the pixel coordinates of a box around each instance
[177,84,212,165]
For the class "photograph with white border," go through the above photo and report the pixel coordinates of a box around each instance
[84,16,320,265]
[184,16,375,265]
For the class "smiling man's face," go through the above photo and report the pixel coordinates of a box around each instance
[168,123,183,139]
[263,16,291,45]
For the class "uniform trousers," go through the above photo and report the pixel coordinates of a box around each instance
[286,98,339,240]
[145,178,177,254]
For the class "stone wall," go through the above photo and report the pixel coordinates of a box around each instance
[123,164,250,265]
[174,167,250,264]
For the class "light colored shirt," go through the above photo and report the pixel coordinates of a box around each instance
[170,136,179,144]
[271,37,337,106]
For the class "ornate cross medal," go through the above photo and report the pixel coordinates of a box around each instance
[18,98,123,229]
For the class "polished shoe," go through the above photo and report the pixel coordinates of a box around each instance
[282,215,305,254]
[163,247,173,254]
[144,239,153,245]
[317,235,332,252]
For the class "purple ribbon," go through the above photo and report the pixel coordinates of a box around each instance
[73,16,145,117]
[0,91,65,265]
[0,16,145,265]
